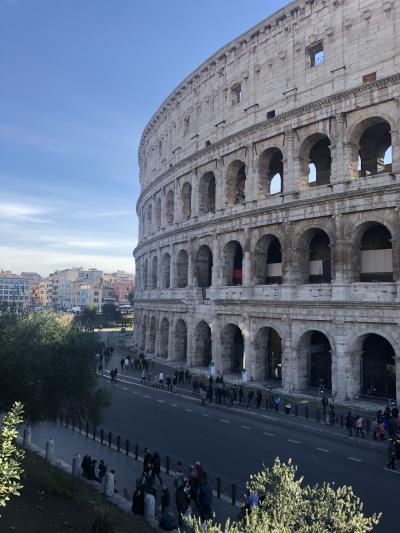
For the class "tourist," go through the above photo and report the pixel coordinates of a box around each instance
[98,459,107,484]
[355,415,364,438]
[284,397,291,415]
[159,371,164,388]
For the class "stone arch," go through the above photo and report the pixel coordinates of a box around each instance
[143,259,149,290]
[196,245,213,288]
[161,253,171,288]
[258,147,283,197]
[299,133,331,187]
[254,327,282,382]
[297,329,333,391]
[225,160,246,206]
[199,172,216,214]
[155,197,161,229]
[254,235,282,285]
[349,332,396,400]
[175,319,187,362]
[181,182,192,220]
[140,315,147,351]
[296,227,332,283]
[349,117,392,178]
[141,210,146,236]
[176,249,189,288]
[149,316,156,354]
[151,256,158,289]
[165,190,174,225]
[159,317,169,359]
[220,323,244,373]
[223,240,243,286]
[353,222,393,282]
[193,321,212,367]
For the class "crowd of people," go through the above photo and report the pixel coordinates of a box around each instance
[131,448,212,530]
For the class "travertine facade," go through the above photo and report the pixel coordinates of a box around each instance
[134,0,400,402]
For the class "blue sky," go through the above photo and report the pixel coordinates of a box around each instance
[0,0,287,276]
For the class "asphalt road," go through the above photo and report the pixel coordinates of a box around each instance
[100,369,398,533]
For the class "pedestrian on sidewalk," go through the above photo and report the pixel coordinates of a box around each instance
[200,386,207,406]
[159,371,164,388]
[321,395,328,421]
[98,459,107,485]
[81,454,91,478]
[378,420,386,441]
[256,390,262,409]
[238,386,244,406]
[355,415,364,438]
[284,397,291,415]
[274,394,281,413]
[143,447,152,472]
[172,374,178,390]
[152,451,163,485]
[387,438,396,470]
[247,389,254,408]
[120,357,125,371]
[329,401,336,427]
[166,374,172,391]
[124,357,129,372]
[346,412,354,437]
[372,417,379,440]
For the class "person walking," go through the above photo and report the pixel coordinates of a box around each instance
[284,397,291,415]
[159,371,164,388]
[274,394,281,412]
[98,459,107,485]
[152,451,162,484]
[346,412,354,437]
[120,357,125,371]
[200,386,207,406]
[124,357,129,372]
[355,415,364,438]
[329,401,336,427]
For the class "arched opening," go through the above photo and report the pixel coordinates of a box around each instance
[193,321,212,367]
[159,317,169,359]
[254,327,282,382]
[165,190,174,225]
[226,160,246,206]
[155,198,161,230]
[143,259,149,290]
[181,182,192,220]
[298,331,332,390]
[361,334,396,399]
[196,245,213,288]
[308,230,331,283]
[254,235,282,285]
[147,204,152,233]
[149,316,156,354]
[356,119,392,177]
[258,148,283,197]
[360,224,393,282]
[161,253,171,289]
[198,172,216,214]
[175,319,187,362]
[220,324,244,373]
[223,241,243,286]
[141,316,147,351]
[176,249,189,288]
[151,256,158,289]
[301,134,331,186]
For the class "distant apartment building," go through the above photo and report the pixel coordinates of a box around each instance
[0,271,37,306]
[48,268,82,310]
[30,278,51,307]
[103,271,134,304]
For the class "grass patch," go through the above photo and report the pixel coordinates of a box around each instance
[0,450,154,533]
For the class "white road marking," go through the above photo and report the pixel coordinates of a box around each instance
[288,439,301,444]
[157,399,165,403]
[263,431,275,437]
[220,419,230,424]
[241,425,252,430]
[144,394,151,399]
[185,408,193,413]
[170,404,178,408]
[201,413,211,418]
[384,468,400,474]
[348,456,362,463]
[132,391,139,395]
[123,387,128,391]
[316,448,330,453]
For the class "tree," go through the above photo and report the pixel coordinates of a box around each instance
[0,311,111,424]
[81,305,97,332]
[101,303,122,325]
[188,458,381,533]
[0,402,25,513]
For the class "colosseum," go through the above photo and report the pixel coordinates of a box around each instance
[133,0,400,404]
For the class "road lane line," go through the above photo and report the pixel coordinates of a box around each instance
[241,425,252,430]
[384,468,400,474]
[347,456,362,463]
[157,399,165,403]
[263,431,275,437]
[201,413,211,418]
[288,439,301,444]
[220,419,230,424]
[122,387,128,391]
[316,447,330,453]
[144,394,151,399]
[132,391,139,395]
[185,408,193,413]
[170,404,178,408]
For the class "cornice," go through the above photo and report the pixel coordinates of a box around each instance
[137,73,400,209]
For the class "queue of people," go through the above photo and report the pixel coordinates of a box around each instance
[131,448,213,530]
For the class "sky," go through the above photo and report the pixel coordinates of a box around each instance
[0,0,287,277]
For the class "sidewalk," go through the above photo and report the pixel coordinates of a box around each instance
[28,421,239,527]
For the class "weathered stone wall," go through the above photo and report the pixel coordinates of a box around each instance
[134,0,400,402]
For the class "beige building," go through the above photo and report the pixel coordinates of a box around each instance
[134,0,400,403]
[30,278,51,307]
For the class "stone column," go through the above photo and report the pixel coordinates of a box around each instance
[215,157,224,211]
[191,172,199,218]
[282,127,298,196]
[167,315,175,362]
[391,239,400,282]
[157,249,162,289]
[187,240,194,288]
[331,214,348,300]
[396,357,400,404]
[155,316,161,357]
[242,230,251,286]
[335,349,360,401]
[343,141,358,180]
[160,189,166,229]
[210,320,221,373]
[242,316,251,375]
[169,246,176,289]
[186,317,194,367]
[331,113,346,184]
[173,181,180,224]
[244,144,256,203]
[212,234,221,287]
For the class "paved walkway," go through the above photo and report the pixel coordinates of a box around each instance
[28,421,238,527]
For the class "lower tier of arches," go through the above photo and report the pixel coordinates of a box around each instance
[135,309,400,402]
